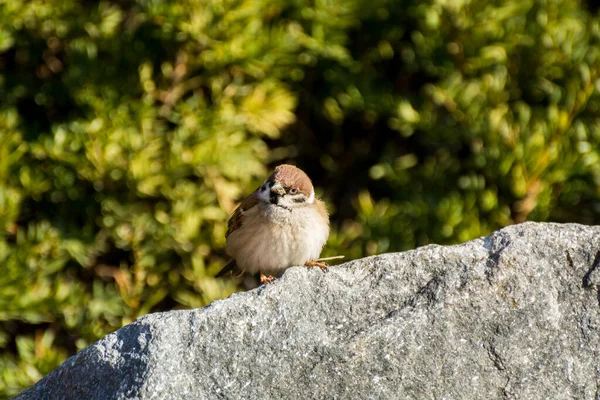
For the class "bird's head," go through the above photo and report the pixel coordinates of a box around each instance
[257,164,315,211]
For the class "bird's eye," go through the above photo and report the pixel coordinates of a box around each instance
[260,184,266,191]
[289,188,298,194]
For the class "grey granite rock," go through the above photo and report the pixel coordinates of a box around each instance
[16,222,600,399]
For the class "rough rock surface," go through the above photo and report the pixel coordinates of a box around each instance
[17,222,600,399]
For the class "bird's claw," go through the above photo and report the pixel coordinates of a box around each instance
[260,274,276,285]
[304,260,329,271]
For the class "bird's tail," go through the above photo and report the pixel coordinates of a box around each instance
[215,259,238,278]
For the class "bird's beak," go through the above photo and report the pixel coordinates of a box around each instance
[270,183,286,196]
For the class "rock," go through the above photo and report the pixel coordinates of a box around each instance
[16,222,600,399]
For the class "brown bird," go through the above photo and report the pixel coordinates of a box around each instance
[217,164,330,284]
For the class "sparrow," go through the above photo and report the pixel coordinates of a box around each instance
[217,164,330,284]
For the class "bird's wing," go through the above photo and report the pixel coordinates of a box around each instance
[218,191,260,278]
[226,190,259,238]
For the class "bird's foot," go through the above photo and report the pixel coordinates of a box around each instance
[260,274,276,285]
[304,260,329,271]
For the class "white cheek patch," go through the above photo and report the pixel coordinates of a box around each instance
[257,181,270,202]
[307,189,315,203]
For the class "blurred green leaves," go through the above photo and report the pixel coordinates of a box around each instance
[2,0,600,396]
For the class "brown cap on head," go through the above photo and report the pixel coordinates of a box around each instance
[267,164,314,196]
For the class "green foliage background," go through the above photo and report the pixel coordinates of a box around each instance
[1,0,600,395]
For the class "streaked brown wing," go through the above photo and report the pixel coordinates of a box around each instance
[226,191,259,238]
